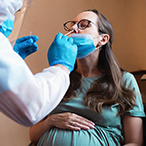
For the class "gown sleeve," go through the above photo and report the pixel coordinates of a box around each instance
[123,72,145,117]
[0,33,70,127]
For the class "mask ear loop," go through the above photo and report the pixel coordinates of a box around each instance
[94,34,110,51]
[93,34,102,50]
[95,45,102,51]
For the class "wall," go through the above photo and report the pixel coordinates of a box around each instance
[1,0,146,145]
[0,113,30,146]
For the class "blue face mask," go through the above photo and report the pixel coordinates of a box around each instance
[69,34,100,59]
[0,18,14,37]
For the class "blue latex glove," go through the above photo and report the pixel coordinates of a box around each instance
[48,33,77,72]
[13,35,39,59]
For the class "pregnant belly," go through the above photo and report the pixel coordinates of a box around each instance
[37,126,121,146]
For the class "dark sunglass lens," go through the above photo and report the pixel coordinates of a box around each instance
[78,20,89,30]
[65,21,75,31]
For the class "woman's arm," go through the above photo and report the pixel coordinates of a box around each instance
[29,112,95,144]
[29,116,52,145]
[123,115,143,146]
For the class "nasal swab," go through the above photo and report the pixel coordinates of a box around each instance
[30,31,34,36]
[29,31,34,46]
[64,30,74,36]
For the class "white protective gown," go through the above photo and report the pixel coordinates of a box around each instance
[0,32,69,126]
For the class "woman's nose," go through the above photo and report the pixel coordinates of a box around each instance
[71,23,79,33]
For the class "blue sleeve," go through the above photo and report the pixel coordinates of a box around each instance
[123,72,145,117]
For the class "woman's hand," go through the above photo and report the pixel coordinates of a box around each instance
[49,112,95,131]
[29,112,95,144]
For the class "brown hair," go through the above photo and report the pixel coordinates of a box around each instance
[63,9,136,116]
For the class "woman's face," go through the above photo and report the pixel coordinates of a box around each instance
[72,11,101,46]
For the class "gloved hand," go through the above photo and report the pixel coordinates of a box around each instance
[13,35,39,59]
[48,33,77,72]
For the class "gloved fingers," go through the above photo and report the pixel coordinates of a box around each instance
[55,32,63,41]
[30,35,39,42]
[73,44,78,53]
[26,43,38,54]
[16,35,39,43]
[32,43,38,52]
[16,36,31,43]
[68,37,74,44]
[55,32,72,42]
[18,38,34,49]
[62,35,68,41]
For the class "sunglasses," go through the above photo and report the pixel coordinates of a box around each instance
[63,19,103,32]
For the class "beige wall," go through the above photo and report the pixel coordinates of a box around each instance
[1,0,146,145]
[0,113,30,146]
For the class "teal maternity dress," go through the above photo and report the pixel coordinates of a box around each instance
[37,72,145,146]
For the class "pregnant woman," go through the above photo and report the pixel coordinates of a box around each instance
[29,9,145,146]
